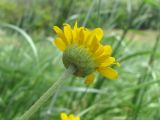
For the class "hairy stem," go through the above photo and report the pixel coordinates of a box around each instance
[20,66,75,120]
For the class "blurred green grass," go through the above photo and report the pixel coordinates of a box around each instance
[0,0,160,120]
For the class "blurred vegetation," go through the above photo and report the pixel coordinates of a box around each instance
[0,0,160,120]
[0,0,160,33]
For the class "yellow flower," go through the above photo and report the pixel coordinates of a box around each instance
[53,22,119,84]
[60,112,80,120]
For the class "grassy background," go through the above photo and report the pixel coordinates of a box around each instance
[0,0,160,120]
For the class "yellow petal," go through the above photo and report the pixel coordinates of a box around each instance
[78,28,84,44]
[85,31,94,47]
[61,112,69,120]
[75,117,80,120]
[92,28,104,41]
[95,53,109,63]
[64,24,72,44]
[53,26,68,45]
[83,29,90,44]
[74,21,78,30]
[69,114,74,119]
[95,45,113,64]
[54,38,66,51]
[97,67,118,80]
[53,26,62,33]
[69,114,80,120]
[85,74,95,85]
[99,57,115,67]
[72,30,77,44]
[95,45,111,59]
[53,26,63,37]
[89,36,99,52]
[94,45,104,57]
[103,45,112,56]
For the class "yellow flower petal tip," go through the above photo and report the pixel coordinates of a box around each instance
[85,74,95,85]
[116,62,120,67]
[97,67,118,80]
[53,22,119,83]
[60,112,80,120]
[74,21,78,29]
[52,26,60,32]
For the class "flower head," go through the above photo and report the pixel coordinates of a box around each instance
[60,112,80,120]
[53,22,119,84]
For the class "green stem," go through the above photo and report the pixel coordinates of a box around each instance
[20,66,75,120]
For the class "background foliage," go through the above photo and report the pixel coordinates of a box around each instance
[0,0,160,120]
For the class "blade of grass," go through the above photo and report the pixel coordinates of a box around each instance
[127,26,160,120]
[0,23,38,60]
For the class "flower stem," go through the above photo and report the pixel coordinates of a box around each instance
[20,66,75,120]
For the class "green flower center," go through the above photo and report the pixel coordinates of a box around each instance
[63,44,96,77]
